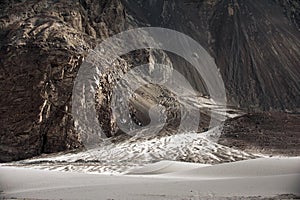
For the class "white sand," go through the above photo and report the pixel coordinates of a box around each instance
[126,160,211,175]
[1,157,300,200]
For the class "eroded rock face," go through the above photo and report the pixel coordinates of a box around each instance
[0,0,300,162]
[0,0,129,162]
[0,0,175,161]
[123,0,300,111]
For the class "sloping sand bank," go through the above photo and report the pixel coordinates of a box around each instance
[1,157,300,199]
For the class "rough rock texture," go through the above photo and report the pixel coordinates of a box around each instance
[0,0,128,162]
[276,0,300,29]
[0,0,300,162]
[123,0,300,110]
[219,112,300,156]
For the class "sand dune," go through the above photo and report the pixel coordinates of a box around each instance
[126,160,210,175]
[1,157,300,199]
[164,157,300,178]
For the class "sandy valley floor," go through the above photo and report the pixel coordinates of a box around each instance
[1,157,300,200]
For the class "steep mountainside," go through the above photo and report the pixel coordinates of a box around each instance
[123,0,300,110]
[0,0,299,162]
[0,0,126,161]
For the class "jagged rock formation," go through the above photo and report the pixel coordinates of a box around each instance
[0,0,300,162]
[0,0,128,161]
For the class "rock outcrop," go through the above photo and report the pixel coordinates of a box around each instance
[0,0,128,161]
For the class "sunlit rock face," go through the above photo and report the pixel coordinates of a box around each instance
[0,0,127,162]
[0,0,299,162]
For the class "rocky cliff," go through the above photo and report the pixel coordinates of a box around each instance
[0,0,125,161]
[0,0,299,162]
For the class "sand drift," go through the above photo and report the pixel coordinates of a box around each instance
[1,157,300,199]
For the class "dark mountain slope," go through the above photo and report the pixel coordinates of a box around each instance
[122,0,300,110]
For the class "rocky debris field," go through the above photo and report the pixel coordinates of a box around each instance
[219,112,300,156]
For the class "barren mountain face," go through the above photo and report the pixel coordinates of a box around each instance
[123,0,300,110]
[0,0,299,162]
